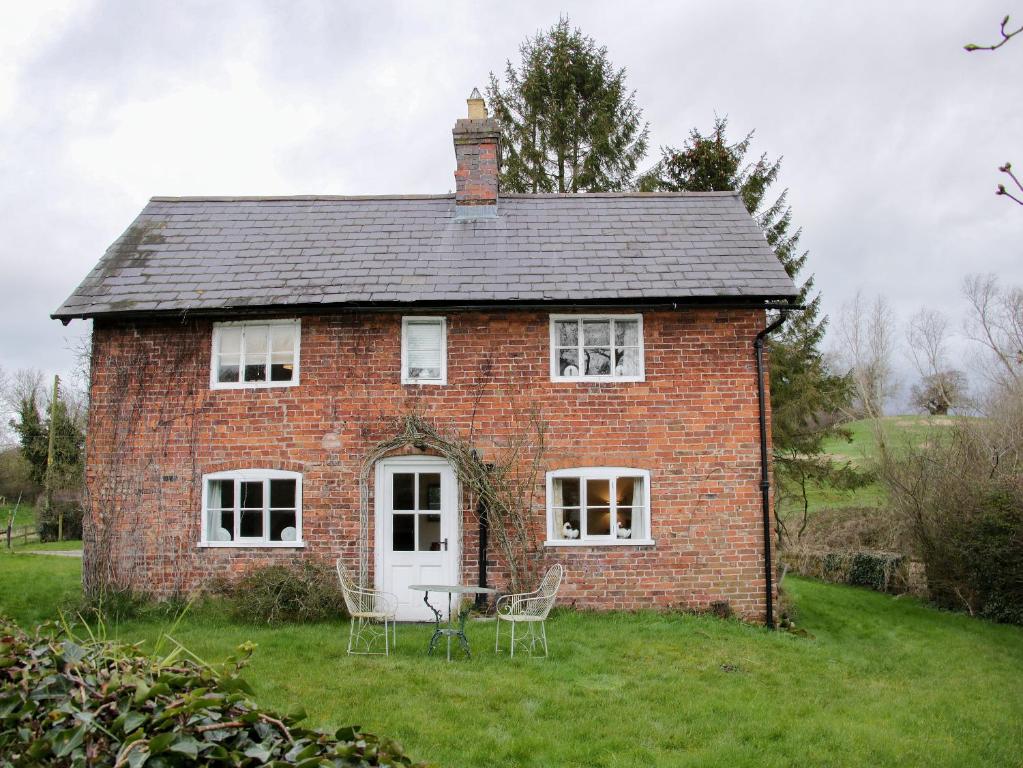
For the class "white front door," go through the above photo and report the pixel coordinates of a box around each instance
[375,457,459,621]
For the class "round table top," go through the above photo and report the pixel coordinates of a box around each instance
[409,584,498,595]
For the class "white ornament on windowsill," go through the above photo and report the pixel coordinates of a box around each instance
[616,527,632,539]
[562,522,580,539]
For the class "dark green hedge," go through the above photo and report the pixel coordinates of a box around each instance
[0,618,426,767]
[785,549,910,594]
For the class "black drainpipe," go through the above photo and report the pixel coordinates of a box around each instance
[475,462,494,610]
[754,310,789,629]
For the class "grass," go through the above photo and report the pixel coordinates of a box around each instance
[0,501,35,530]
[1,554,1021,767]
[778,415,959,518]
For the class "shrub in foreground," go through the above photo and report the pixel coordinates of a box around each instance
[0,617,425,767]
[880,395,1023,624]
[222,560,347,625]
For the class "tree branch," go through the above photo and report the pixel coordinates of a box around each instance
[964,15,1022,51]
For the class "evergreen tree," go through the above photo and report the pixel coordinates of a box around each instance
[641,118,859,539]
[486,17,649,193]
[11,394,47,486]
[10,390,84,490]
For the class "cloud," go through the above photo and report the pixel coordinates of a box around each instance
[0,0,1021,415]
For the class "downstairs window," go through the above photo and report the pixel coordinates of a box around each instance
[201,469,303,547]
[546,468,652,545]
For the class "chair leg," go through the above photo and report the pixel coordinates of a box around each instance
[384,618,390,656]
[541,621,548,657]
[393,618,397,648]
[495,617,501,652]
[510,621,516,658]
[347,617,355,655]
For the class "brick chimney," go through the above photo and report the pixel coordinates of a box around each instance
[452,88,500,216]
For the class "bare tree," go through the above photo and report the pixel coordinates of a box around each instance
[964,15,1022,206]
[963,274,1023,393]
[906,308,967,414]
[835,291,897,419]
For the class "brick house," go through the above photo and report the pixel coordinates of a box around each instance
[53,92,797,623]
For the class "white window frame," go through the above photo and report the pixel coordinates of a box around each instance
[549,314,645,382]
[210,319,301,390]
[401,316,448,385]
[544,467,654,547]
[198,468,305,548]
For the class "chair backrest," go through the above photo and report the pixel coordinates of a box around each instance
[526,563,564,620]
[336,558,372,615]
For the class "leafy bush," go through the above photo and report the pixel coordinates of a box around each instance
[880,392,1023,624]
[36,498,84,542]
[0,617,425,767]
[222,560,347,625]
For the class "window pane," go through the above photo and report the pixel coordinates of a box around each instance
[218,327,242,355]
[270,326,296,382]
[243,327,268,382]
[617,477,641,506]
[616,507,634,539]
[392,514,414,551]
[392,473,415,510]
[269,509,297,541]
[587,479,611,506]
[406,321,442,380]
[614,347,640,377]
[208,509,234,541]
[240,481,263,509]
[584,348,611,376]
[614,320,639,347]
[558,349,580,377]
[583,321,610,346]
[419,473,441,511]
[269,479,296,509]
[218,356,240,383]
[553,507,581,539]
[239,509,263,538]
[587,506,612,536]
[554,478,580,507]
[209,479,234,509]
[556,321,578,346]
[417,514,442,551]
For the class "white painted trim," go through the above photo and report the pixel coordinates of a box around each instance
[543,539,655,548]
[199,468,303,547]
[210,319,301,390]
[549,314,645,382]
[374,455,460,606]
[400,316,447,385]
[545,467,652,545]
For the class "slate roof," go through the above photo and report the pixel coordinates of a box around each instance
[53,191,797,320]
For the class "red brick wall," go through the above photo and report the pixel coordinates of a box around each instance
[84,308,774,621]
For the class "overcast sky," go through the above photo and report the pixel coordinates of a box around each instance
[1,1,1020,412]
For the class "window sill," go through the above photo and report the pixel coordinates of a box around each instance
[550,376,645,384]
[197,541,307,549]
[210,381,300,391]
[543,539,655,548]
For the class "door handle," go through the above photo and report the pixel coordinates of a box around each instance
[440,538,449,551]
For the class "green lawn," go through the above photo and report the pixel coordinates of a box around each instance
[778,415,960,518]
[1,554,1021,767]
[1,501,36,530]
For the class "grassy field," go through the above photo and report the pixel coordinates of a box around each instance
[0,501,36,530]
[1,554,1021,767]
[778,415,958,517]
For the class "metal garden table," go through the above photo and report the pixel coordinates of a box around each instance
[409,584,497,661]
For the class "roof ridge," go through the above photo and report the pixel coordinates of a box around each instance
[149,190,740,203]
[149,194,457,202]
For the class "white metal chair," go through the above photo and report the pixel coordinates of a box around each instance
[336,559,398,656]
[494,563,564,657]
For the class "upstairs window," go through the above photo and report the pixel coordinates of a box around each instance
[402,317,447,385]
[211,320,300,389]
[546,468,652,545]
[550,315,644,382]
[201,469,303,547]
